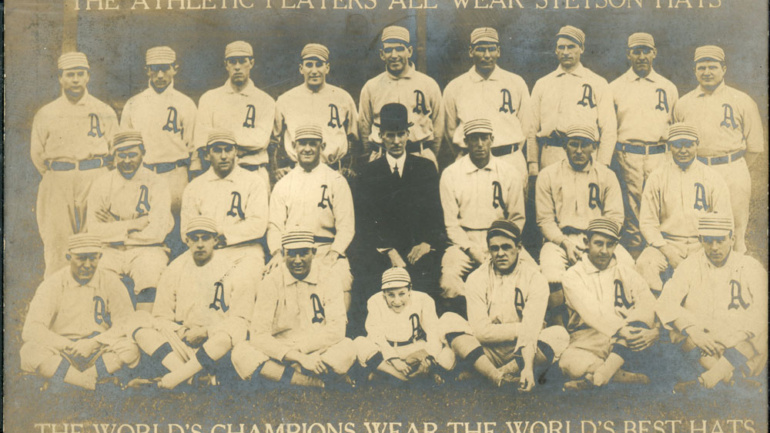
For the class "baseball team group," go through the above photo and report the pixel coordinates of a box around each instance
[21,23,767,394]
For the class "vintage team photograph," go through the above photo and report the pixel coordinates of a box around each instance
[3,0,768,431]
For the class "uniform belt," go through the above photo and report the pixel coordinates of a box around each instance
[491,143,520,157]
[239,162,270,171]
[615,141,667,155]
[46,157,108,171]
[697,150,745,166]
[387,336,425,347]
[314,236,334,244]
[406,140,430,153]
[537,136,566,148]
[143,158,189,174]
[107,242,165,251]
[561,227,585,236]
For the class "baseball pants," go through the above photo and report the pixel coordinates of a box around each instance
[613,150,667,251]
[710,159,750,254]
[540,233,635,284]
[353,336,456,371]
[231,338,357,380]
[99,246,169,294]
[636,238,702,294]
[21,336,140,375]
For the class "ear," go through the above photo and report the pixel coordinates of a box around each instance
[66,253,72,261]
[407,45,414,58]
[379,49,387,61]
[321,141,327,152]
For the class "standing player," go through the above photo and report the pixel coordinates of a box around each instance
[636,124,732,295]
[194,41,275,184]
[267,125,354,307]
[121,46,197,256]
[672,45,764,254]
[272,43,359,180]
[31,52,118,276]
[442,220,569,391]
[359,26,443,166]
[442,27,532,188]
[231,230,356,388]
[21,234,139,390]
[560,218,659,391]
[86,130,173,311]
[657,215,767,391]
[182,130,269,267]
[528,26,616,173]
[609,33,678,253]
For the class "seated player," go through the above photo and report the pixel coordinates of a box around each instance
[231,229,356,388]
[441,220,568,391]
[87,130,173,311]
[657,215,767,392]
[636,124,732,295]
[559,218,660,391]
[131,217,257,389]
[354,267,455,383]
[182,130,269,267]
[21,234,140,390]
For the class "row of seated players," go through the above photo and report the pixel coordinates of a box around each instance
[21,214,766,393]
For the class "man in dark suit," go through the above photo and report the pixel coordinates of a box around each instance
[354,103,446,317]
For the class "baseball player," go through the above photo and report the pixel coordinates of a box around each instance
[271,43,359,180]
[528,26,617,173]
[636,124,733,295]
[21,234,139,390]
[672,45,765,254]
[181,130,269,267]
[439,119,529,308]
[354,268,455,383]
[359,26,444,167]
[657,215,767,392]
[559,218,659,391]
[535,124,633,324]
[31,52,118,276]
[267,125,354,308]
[231,230,357,388]
[441,220,569,391]
[131,217,258,389]
[609,33,679,252]
[86,130,173,311]
[442,27,532,188]
[193,41,275,185]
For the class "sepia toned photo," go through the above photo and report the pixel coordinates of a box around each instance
[4,1,768,432]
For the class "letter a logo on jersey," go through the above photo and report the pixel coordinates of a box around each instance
[162,106,183,136]
[328,104,345,129]
[227,191,245,219]
[728,280,751,310]
[93,296,111,326]
[209,281,229,312]
[413,90,429,115]
[588,183,602,209]
[317,185,332,209]
[87,113,104,138]
[693,183,708,211]
[243,104,256,128]
[720,104,738,129]
[614,280,633,310]
[310,294,325,323]
[492,181,506,217]
[135,185,151,215]
[577,84,596,108]
[499,89,515,114]
[655,89,670,112]
[514,288,525,320]
[410,314,427,342]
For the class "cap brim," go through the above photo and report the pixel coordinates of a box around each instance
[283,242,315,250]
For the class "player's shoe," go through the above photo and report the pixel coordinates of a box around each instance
[672,380,700,394]
[563,378,592,392]
[496,372,521,388]
[613,370,650,385]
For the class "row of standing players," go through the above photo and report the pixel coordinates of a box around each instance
[23,24,766,391]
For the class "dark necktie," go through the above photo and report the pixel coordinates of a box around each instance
[393,163,400,180]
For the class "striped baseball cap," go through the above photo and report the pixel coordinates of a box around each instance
[185,216,219,235]
[382,26,410,44]
[487,219,520,243]
[207,129,237,147]
[464,118,493,136]
[225,41,253,58]
[557,25,585,48]
[694,45,725,63]
[282,229,315,249]
[471,27,499,45]
[111,130,144,152]
[381,267,411,290]
[301,43,329,62]
[295,124,324,141]
[58,52,90,70]
[628,33,655,49]
[587,218,621,240]
[146,46,176,65]
[68,233,102,254]
[668,123,699,142]
[565,124,598,142]
[698,214,733,236]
